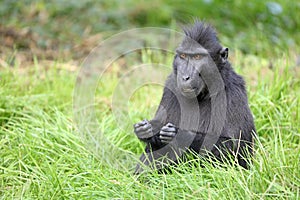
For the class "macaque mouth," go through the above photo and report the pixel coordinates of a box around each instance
[181,87,198,93]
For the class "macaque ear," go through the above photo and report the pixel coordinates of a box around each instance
[219,47,228,63]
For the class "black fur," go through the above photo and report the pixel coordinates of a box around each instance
[183,20,223,65]
[134,21,256,173]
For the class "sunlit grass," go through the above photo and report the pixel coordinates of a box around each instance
[0,52,299,199]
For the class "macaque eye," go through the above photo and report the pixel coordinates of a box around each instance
[180,53,186,59]
[193,54,202,60]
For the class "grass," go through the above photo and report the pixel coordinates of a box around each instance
[0,49,299,199]
[1,1,299,198]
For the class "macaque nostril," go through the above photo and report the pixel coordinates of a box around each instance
[183,76,190,81]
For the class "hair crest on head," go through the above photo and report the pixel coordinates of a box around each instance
[183,20,221,53]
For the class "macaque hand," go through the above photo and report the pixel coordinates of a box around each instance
[134,119,154,139]
[159,123,177,144]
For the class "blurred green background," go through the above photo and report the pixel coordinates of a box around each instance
[1,0,299,63]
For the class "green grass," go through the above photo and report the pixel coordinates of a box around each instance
[1,1,299,198]
[0,51,299,199]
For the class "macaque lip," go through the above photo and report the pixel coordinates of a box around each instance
[181,87,198,93]
[181,87,200,98]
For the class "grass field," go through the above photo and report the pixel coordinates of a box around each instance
[1,1,300,198]
[0,48,299,199]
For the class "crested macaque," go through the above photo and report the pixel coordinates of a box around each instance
[134,21,255,174]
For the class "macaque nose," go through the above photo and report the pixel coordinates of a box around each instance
[182,75,190,81]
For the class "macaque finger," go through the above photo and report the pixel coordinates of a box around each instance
[135,123,152,132]
[161,126,176,132]
[160,131,176,137]
[138,120,148,126]
[136,127,153,138]
[142,129,153,136]
[159,136,174,143]
[166,122,175,127]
